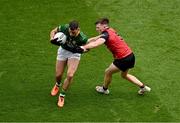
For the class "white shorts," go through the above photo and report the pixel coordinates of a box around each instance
[57,47,81,61]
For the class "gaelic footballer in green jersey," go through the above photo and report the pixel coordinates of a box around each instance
[50,20,88,108]
[51,21,88,53]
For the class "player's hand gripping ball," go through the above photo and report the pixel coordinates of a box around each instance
[53,32,67,44]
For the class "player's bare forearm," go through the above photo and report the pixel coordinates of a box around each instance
[84,38,105,49]
[50,27,58,40]
[87,35,102,43]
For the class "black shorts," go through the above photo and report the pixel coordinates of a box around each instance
[113,53,135,72]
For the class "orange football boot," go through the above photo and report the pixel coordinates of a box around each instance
[51,84,59,96]
[57,96,65,108]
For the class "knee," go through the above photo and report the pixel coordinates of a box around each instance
[67,72,74,80]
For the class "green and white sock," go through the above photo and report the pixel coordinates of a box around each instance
[56,82,61,87]
[59,89,66,97]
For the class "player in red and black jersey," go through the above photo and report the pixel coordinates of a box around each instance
[81,18,151,95]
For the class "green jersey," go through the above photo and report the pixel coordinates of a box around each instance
[57,24,88,52]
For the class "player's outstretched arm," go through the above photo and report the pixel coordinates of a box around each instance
[70,38,105,54]
[85,38,106,49]
[82,38,106,51]
[87,35,102,43]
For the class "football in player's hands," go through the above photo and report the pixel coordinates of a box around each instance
[53,32,67,44]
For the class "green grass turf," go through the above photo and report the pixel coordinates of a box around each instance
[0,0,180,122]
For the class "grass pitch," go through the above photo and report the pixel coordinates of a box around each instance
[0,0,180,122]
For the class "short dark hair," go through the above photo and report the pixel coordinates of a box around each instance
[95,18,109,25]
[69,20,79,30]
